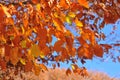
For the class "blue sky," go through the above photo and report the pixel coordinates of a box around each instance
[47,19,120,78]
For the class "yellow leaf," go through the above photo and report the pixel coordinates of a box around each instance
[39,51,45,58]
[68,12,76,18]
[20,58,26,65]
[20,40,26,48]
[71,64,78,70]
[78,0,89,8]
[65,16,72,25]
[54,12,59,18]
[30,44,41,57]
[36,3,41,11]
[75,18,83,27]
[30,44,45,58]
[53,18,63,31]
[21,26,25,34]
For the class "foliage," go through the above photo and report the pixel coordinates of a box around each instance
[0,0,120,76]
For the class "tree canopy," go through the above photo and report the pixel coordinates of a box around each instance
[0,0,120,76]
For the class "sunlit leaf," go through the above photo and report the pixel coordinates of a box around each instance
[75,18,83,27]
[20,40,26,48]
[59,0,69,9]
[65,16,72,25]
[20,58,26,65]
[68,12,76,18]
[53,18,63,31]
[71,64,78,70]
[36,3,41,11]
[0,4,11,17]
[78,0,89,8]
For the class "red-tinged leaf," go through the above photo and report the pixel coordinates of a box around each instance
[0,58,6,71]
[66,36,73,49]
[53,40,64,52]
[61,47,69,61]
[24,60,33,72]
[93,44,103,57]
[66,68,71,76]
[0,6,5,21]
[69,47,76,57]
[37,27,47,40]
[77,36,86,45]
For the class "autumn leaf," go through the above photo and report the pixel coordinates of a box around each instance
[0,5,5,21]
[39,64,48,71]
[0,4,11,17]
[75,17,83,27]
[34,63,41,76]
[53,40,64,52]
[53,18,64,31]
[93,44,103,57]
[71,64,78,70]
[59,0,69,9]
[10,47,19,65]
[20,58,26,65]
[65,16,72,25]
[25,60,33,72]
[66,68,71,76]
[78,0,89,8]
[30,44,45,58]
[0,58,6,71]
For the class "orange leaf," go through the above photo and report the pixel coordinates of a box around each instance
[66,68,71,76]
[93,44,103,57]
[78,0,89,8]
[53,40,64,52]
[34,64,41,76]
[59,0,69,9]
[39,64,48,71]
[10,47,19,65]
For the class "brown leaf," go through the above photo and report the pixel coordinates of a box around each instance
[66,68,71,76]
[93,44,103,57]
[24,60,33,72]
